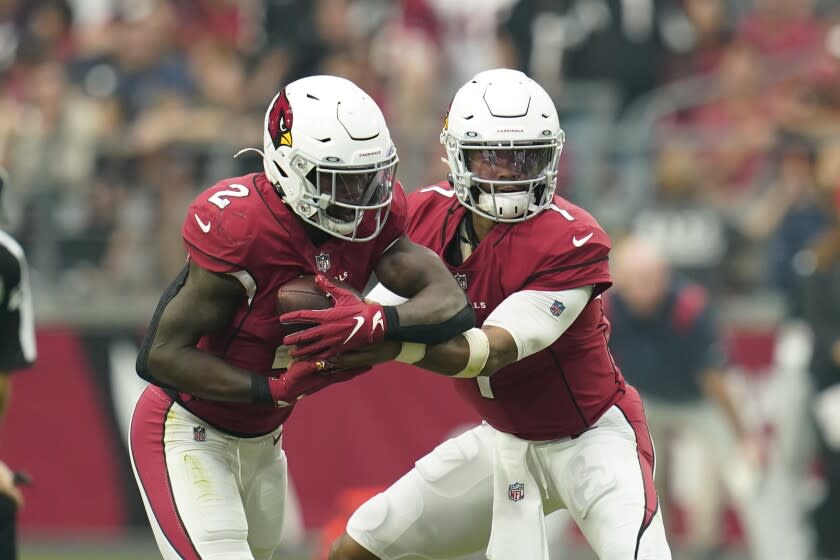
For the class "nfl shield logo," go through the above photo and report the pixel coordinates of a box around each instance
[454,273,468,290]
[193,426,206,442]
[550,300,566,317]
[315,252,331,272]
[508,482,525,502]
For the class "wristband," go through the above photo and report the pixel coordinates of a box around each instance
[251,375,273,405]
[395,342,426,364]
[452,328,490,378]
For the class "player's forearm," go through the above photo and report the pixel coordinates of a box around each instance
[384,300,475,345]
[411,327,518,377]
[146,344,257,402]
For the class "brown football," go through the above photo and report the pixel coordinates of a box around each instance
[276,275,362,333]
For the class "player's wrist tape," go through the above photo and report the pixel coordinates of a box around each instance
[251,375,274,405]
[453,328,490,378]
[383,303,476,345]
[395,342,426,364]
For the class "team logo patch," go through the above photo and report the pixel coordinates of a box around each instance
[193,426,206,442]
[508,482,525,502]
[268,89,294,149]
[453,273,468,290]
[315,252,331,272]
[550,300,566,317]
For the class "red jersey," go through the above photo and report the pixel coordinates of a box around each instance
[176,172,406,435]
[406,183,625,440]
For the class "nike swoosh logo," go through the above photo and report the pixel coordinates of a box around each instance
[371,310,384,336]
[572,233,593,247]
[194,213,211,233]
[272,434,281,446]
[344,316,365,344]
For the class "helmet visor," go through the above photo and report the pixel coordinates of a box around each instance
[308,164,395,222]
[463,146,554,187]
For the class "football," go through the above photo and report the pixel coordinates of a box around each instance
[276,275,362,332]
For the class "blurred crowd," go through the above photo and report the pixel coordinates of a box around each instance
[0,0,837,306]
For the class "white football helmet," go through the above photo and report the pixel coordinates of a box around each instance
[441,68,565,222]
[260,75,398,241]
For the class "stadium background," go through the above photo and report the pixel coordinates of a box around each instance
[0,0,837,558]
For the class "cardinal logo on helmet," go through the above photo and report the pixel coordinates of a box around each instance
[268,89,294,149]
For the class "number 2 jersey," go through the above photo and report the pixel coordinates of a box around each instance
[143,172,406,435]
[406,183,626,440]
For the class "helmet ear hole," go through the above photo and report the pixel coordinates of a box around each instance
[274,162,288,178]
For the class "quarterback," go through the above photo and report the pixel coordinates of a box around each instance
[323,69,672,560]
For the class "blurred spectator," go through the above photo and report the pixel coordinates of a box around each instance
[607,236,759,556]
[665,0,734,80]
[19,0,75,63]
[556,0,681,110]
[425,0,514,85]
[631,140,730,291]
[681,42,776,195]
[0,0,19,71]
[794,200,840,560]
[737,0,823,60]
[742,133,832,296]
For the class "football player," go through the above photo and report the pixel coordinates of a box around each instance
[309,69,672,560]
[129,75,474,560]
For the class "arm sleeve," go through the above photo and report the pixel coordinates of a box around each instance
[483,286,593,360]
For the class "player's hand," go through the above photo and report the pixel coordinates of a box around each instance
[0,461,23,508]
[331,341,402,370]
[268,360,334,407]
[280,274,389,359]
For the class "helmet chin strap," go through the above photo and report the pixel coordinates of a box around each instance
[476,190,534,220]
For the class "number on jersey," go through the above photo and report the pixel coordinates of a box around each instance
[208,184,250,209]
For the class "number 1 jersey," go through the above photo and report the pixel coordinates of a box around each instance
[406,182,625,440]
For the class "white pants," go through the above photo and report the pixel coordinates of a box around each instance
[347,391,671,560]
[129,386,288,560]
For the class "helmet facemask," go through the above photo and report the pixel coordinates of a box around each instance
[446,136,564,222]
[284,148,398,241]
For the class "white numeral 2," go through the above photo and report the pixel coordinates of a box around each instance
[208,184,249,209]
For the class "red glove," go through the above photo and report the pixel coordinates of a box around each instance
[280,274,389,359]
[267,361,373,407]
[268,360,333,407]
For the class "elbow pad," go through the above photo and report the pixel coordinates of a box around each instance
[383,302,475,345]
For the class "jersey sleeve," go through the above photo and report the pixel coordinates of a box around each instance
[405,181,456,242]
[182,182,257,273]
[522,219,612,295]
[0,241,36,370]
